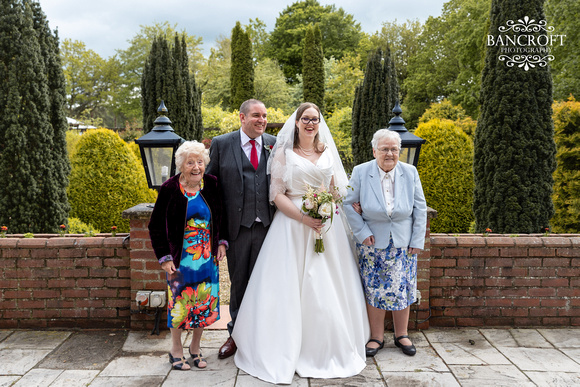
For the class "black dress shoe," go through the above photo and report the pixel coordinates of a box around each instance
[365,338,384,357]
[394,334,416,356]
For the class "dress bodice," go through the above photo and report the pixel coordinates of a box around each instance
[284,149,334,199]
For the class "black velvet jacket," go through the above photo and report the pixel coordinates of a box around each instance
[148,173,223,269]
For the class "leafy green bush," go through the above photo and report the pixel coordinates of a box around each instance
[68,129,157,233]
[326,107,354,173]
[68,217,100,234]
[65,130,82,161]
[551,97,580,233]
[415,119,474,232]
[419,99,476,136]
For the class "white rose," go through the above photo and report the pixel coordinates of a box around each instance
[318,202,332,218]
[304,199,314,210]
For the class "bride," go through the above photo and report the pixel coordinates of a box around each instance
[232,102,370,384]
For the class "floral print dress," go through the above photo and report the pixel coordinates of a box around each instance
[166,185,220,329]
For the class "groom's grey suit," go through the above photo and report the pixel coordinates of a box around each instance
[207,129,277,334]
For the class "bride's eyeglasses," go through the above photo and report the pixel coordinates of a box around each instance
[300,117,320,124]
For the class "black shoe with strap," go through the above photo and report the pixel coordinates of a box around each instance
[365,338,384,357]
[394,334,416,356]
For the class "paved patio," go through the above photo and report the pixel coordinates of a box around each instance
[1,328,579,386]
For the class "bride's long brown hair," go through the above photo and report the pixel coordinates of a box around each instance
[293,102,324,154]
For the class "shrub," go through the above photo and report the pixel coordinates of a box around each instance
[551,97,580,232]
[326,107,354,173]
[68,217,100,234]
[419,99,476,136]
[68,129,157,233]
[65,130,82,161]
[415,119,474,233]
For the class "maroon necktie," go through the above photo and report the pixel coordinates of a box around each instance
[249,139,258,169]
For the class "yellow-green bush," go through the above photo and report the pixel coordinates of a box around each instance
[551,97,580,233]
[415,119,474,232]
[326,107,354,172]
[68,217,100,234]
[68,129,157,233]
[65,130,82,161]
[419,99,476,136]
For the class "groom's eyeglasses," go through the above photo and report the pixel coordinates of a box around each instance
[300,117,320,124]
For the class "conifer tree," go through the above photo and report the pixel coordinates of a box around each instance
[473,0,556,233]
[302,24,325,111]
[351,47,399,165]
[0,0,70,233]
[230,21,254,110]
[141,34,202,139]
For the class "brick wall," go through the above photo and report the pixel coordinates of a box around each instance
[0,236,130,329]
[429,234,580,327]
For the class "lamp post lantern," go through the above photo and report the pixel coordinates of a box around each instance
[135,101,184,190]
[387,100,426,167]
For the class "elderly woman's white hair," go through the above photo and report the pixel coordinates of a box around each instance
[175,141,210,172]
[371,129,402,150]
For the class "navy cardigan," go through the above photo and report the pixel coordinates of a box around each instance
[148,173,223,269]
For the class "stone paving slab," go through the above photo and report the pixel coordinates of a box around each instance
[0,376,20,387]
[431,340,510,365]
[122,330,173,352]
[479,329,518,347]
[524,371,580,386]
[449,365,535,386]
[0,349,52,375]
[0,331,70,350]
[100,354,170,377]
[48,370,99,387]
[37,330,127,370]
[166,369,237,387]
[375,345,449,372]
[539,328,580,348]
[0,331,13,344]
[91,375,165,387]
[424,328,485,345]
[11,368,62,387]
[499,347,580,372]
[560,348,580,365]
[381,371,460,387]
[510,329,553,348]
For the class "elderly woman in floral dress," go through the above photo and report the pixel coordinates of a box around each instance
[149,141,227,370]
[344,129,427,357]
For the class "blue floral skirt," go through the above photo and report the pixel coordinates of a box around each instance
[356,236,417,311]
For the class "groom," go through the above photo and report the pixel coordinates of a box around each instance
[207,99,277,359]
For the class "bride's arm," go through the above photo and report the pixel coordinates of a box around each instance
[273,194,322,231]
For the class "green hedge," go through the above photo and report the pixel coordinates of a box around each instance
[68,129,157,233]
[415,119,474,232]
[551,97,580,233]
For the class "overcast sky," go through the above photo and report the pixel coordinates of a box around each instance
[39,0,447,58]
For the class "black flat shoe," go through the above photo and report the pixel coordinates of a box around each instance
[168,352,190,370]
[365,338,384,357]
[394,334,416,356]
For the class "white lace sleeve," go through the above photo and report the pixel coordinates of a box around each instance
[269,146,289,203]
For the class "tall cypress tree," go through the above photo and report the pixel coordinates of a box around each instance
[230,21,254,110]
[351,47,399,165]
[141,34,202,139]
[0,0,69,233]
[473,0,556,233]
[302,24,325,111]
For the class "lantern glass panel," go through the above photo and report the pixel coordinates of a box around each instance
[143,146,174,187]
[399,146,416,165]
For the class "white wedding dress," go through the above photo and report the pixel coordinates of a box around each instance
[232,149,370,384]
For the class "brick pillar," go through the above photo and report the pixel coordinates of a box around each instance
[122,203,165,330]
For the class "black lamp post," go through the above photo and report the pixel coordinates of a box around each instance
[135,101,184,190]
[387,100,426,167]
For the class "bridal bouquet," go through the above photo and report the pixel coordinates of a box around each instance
[301,185,342,253]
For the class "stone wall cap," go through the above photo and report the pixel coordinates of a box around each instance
[486,237,516,247]
[541,237,572,247]
[123,203,154,220]
[431,235,457,247]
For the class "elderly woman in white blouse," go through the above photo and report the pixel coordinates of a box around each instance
[344,129,427,357]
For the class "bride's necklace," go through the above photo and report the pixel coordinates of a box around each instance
[298,144,315,155]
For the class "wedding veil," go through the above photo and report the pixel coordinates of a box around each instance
[267,106,350,202]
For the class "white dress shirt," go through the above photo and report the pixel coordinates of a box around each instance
[240,130,262,164]
[377,163,395,217]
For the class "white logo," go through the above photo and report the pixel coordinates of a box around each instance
[487,17,565,71]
